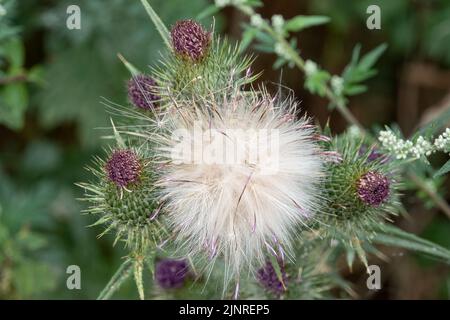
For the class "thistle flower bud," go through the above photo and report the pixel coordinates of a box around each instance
[127,75,159,110]
[155,259,189,289]
[257,260,287,296]
[319,134,400,246]
[357,171,390,206]
[79,148,166,253]
[170,20,211,62]
[106,149,141,188]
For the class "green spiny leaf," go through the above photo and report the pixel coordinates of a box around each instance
[358,43,388,72]
[284,15,330,32]
[133,258,145,300]
[140,0,171,50]
[117,53,140,76]
[268,254,285,290]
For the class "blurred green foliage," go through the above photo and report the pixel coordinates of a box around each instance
[0,0,212,299]
[0,0,43,130]
[35,0,213,147]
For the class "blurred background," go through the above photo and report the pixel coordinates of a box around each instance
[0,0,449,299]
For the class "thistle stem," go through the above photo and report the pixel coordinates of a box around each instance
[97,258,133,300]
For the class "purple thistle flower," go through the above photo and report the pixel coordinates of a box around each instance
[170,20,211,62]
[357,171,390,206]
[155,259,189,289]
[105,150,141,188]
[127,74,159,110]
[257,260,288,296]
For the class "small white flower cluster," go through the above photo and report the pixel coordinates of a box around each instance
[250,13,264,28]
[434,128,450,152]
[331,75,344,96]
[378,130,414,160]
[271,14,285,33]
[379,128,450,160]
[304,60,318,76]
[410,136,433,159]
[274,42,290,61]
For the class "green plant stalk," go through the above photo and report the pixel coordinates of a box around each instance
[97,258,133,300]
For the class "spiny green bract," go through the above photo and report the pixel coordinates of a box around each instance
[78,147,166,254]
[152,36,257,103]
[318,132,402,245]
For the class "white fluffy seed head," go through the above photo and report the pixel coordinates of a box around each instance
[153,89,324,285]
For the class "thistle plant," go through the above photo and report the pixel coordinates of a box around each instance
[77,0,450,300]
[78,145,166,254]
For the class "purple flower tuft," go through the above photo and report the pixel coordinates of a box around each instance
[257,260,287,296]
[155,259,189,289]
[105,150,141,187]
[357,171,390,206]
[170,20,211,62]
[127,75,159,110]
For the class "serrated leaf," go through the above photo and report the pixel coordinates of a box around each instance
[341,44,387,98]
[358,43,387,71]
[284,15,330,32]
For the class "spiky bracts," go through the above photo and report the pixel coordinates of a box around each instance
[127,74,159,110]
[152,36,256,108]
[318,133,401,246]
[78,148,166,254]
[146,89,324,285]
